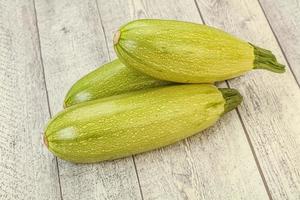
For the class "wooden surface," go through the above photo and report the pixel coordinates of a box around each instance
[0,0,61,199]
[259,0,300,84]
[0,0,299,199]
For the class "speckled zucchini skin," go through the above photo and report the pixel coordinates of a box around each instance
[44,84,241,163]
[114,19,285,83]
[64,59,171,107]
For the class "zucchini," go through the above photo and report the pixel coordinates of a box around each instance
[44,84,242,163]
[114,19,285,83]
[64,59,171,107]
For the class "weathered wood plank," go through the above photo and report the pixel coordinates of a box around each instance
[34,0,142,199]
[97,0,269,199]
[0,0,61,199]
[195,0,300,199]
[259,0,300,84]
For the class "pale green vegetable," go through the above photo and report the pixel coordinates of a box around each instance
[64,59,171,107]
[44,84,242,163]
[114,19,285,83]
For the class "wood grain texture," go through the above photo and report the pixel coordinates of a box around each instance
[195,0,300,199]
[97,0,269,199]
[259,0,300,84]
[1,0,296,199]
[0,0,61,199]
[34,0,142,199]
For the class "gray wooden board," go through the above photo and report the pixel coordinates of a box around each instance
[97,0,269,199]
[195,0,300,199]
[259,0,300,84]
[34,0,141,199]
[1,0,299,199]
[0,0,61,199]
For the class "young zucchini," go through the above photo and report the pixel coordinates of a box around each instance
[64,59,171,108]
[114,19,285,83]
[44,84,242,163]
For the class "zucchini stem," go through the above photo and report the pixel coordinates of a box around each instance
[251,43,285,73]
[219,88,243,114]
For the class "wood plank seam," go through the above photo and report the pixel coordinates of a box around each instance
[193,0,273,199]
[132,156,145,200]
[95,0,111,61]
[257,0,300,87]
[32,0,64,199]
[94,1,145,199]
[234,107,273,200]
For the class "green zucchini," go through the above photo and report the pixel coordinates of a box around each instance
[64,59,171,108]
[114,19,285,83]
[44,84,242,163]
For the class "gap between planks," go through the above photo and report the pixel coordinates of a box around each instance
[95,0,145,199]
[257,0,300,87]
[32,0,64,199]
